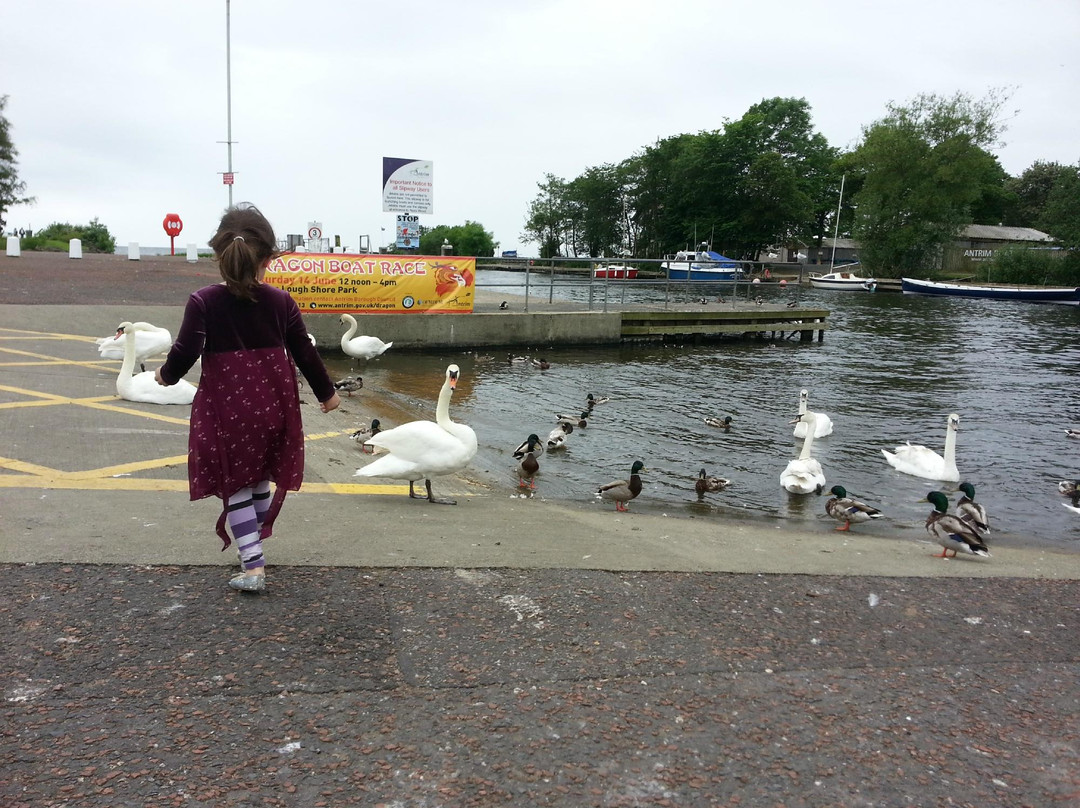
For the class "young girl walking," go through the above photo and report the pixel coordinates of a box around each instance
[156,204,340,592]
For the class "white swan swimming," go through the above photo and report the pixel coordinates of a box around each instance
[115,322,196,405]
[97,321,172,371]
[781,412,826,494]
[353,364,477,503]
[792,389,833,438]
[339,313,392,360]
[882,413,960,482]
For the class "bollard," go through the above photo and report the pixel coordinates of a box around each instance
[128,242,140,260]
[186,243,198,263]
[5,236,20,257]
[69,238,83,259]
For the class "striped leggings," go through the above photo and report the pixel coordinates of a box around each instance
[226,480,272,571]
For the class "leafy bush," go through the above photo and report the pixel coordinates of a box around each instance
[987,245,1080,285]
[34,218,116,253]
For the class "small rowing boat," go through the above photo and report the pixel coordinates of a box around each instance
[901,277,1080,305]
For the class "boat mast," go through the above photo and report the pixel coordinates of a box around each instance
[829,174,845,271]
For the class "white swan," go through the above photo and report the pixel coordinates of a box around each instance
[353,364,477,503]
[115,322,196,405]
[781,412,826,494]
[339,313,392,360]
[882,413,960,482]
[97,321,172,371]
[792,389,833,438]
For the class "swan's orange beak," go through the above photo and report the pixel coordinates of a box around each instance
[113,328,124,340]
[448,371,458,390]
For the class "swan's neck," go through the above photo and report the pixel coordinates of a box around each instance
[943,423,957,467]
[120,329,137,378]
[342,315,357,342]
[435,378,454,430]
[799,421,816,460]
[798,395,807,416]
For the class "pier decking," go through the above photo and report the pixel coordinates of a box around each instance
[620,308,828,342]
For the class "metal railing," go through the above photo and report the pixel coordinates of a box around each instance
[472,256,800,312]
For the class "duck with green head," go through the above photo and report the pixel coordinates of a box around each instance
[925,491,990,558]
[825,485,882,531]
[512,433,544,489]
[597,460,645,512]
[954,482,990,537]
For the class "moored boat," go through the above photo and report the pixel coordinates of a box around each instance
[662,248,744,281]
[593,264,638,280]
[808,268,877,291]
[901,277,1080,305]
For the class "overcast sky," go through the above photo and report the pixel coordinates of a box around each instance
[3,0,1078,253]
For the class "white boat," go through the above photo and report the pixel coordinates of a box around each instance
[661,247,744,281]
[808,267,877,291]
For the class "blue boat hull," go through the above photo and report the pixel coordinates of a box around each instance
[901,278,1080,304]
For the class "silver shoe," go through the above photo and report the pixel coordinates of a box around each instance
[228,571,266,592]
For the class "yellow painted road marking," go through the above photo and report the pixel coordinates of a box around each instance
[0,326,106,343]
[0,473,414,496]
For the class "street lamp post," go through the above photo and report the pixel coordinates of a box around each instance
[220,0,236,207]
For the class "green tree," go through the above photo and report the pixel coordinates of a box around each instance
[418,220,496,257]
[1039,163,1080,258]
[522,174,570,257]
[0,95,35,232]
[1004,160,1074,228]
[850,90,1011,274]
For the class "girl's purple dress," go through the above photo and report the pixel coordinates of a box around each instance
[159,283,335,548]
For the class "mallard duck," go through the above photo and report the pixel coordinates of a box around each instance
[499,301,509,310]
[792,389,833,438]
[704,416,733,430]
[512,433,543,489]
[532,357,552,370]
[555,411,589,428]
[882,413,961,482]
[97,320,173,372]
[586,393,609,409]
[597,460,645,512]
[352,418,382,452]
[353,365,477,504]
[695,468,731,495]
[333,375,364,396]
[546,422,572,450]
[339,314,392,361]
[925,491,990,558]
[825,485,882,531]
[954,482,990,537]
[507,353,530,365]
[781,413,826,494]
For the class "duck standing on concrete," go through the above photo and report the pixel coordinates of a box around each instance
[824,485,882,531]
[512,433,544,489]
[597,460,645,512]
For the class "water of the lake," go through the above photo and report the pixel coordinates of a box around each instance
[324,271,1080,552]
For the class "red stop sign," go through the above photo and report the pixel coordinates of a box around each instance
[162,214,183,237]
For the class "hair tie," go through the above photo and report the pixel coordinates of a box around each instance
[233,235,245,242]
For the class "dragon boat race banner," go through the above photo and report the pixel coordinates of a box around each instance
[264,253,474,314]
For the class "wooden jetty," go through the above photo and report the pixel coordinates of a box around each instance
[620,308,829,342]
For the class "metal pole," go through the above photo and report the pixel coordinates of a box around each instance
[225,0,234,207]
[829,173,845,270]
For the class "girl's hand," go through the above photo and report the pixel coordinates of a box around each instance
[320,392,341,413]
[154,368,167,386]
